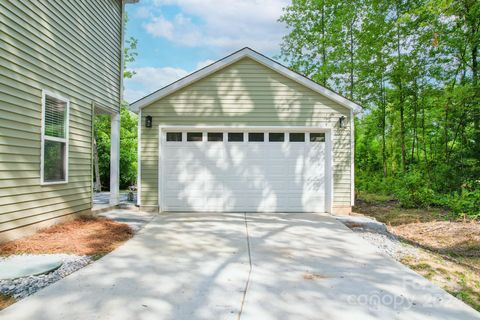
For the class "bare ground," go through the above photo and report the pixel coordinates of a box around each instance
[354,197,480,311]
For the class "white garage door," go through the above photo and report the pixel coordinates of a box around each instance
[160,130,329,212]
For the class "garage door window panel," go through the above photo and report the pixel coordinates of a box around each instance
[208,132,223,142]
[166,132,182,142]
[248,132,264,142]
[289,132,305,142]
[228,132,244,142]
[187,132,203,142]
[310,133,326,142]
[269,132,284,142]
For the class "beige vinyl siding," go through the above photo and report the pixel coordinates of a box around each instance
[0,0,122,233]
[140,57,352,208]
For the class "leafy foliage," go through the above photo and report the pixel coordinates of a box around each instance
[93,13,138,190]
[94,105,137,190]
[280,0,480,218]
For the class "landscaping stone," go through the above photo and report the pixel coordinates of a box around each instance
[0,255,64,280]
[0,254,92,299]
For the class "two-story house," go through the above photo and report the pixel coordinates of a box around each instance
[0,0,137,241]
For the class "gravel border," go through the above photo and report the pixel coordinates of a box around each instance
[0,254,92,299]
[352,228,419,260]
[336,215,420,260]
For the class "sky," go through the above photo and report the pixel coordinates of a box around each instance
[123,0,289,103]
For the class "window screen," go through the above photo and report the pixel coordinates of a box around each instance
[187,132,203,141]
[228,132,244,142]
[208,132,223,141]
[310,132,326,142]
[269,132,284,142]
[42,93,69,183]
[44,140,66,182]
[248,132,264,142]
[289,133,305,142]
[166,132,182,141]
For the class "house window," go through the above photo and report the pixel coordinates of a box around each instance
[228,132,244,142]
[187,132,203,141]
[166,132,182,141]
[208,132,223,141]
[310,132,326,142]
[289,133,305,142]
[248,132,264,142]
[269,132,284,142]
[41,91,69,184]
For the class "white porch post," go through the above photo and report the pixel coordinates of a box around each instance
[110,112,120,205]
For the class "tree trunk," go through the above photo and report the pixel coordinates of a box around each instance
[320,0,327,86]
[93,138,101,192]
[472,39,479,160]
[349,15,356,100]
[411,80,418,163]
[381,77,387,177]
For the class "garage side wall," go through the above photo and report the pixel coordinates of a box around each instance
[140,58,352,212]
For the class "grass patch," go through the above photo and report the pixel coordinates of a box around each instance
[401,252,480,311]
[355,191,394,203]
[0,294,15,311]
[354,195,447,226]
[0,216,133,257]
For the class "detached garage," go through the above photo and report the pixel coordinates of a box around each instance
[130,48,361,214]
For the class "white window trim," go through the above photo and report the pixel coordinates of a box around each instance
[158,125,334,213]
[40,90,70,185]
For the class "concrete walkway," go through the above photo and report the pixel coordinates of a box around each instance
[1,213,478,320]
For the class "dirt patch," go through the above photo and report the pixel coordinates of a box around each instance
[0,217,133,257]
[353,197,480,311]
[303,272,329,280]
[391,221,480,270]
[401,251,480,311]
[0,293,15,310]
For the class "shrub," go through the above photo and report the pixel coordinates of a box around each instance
[446,181,480,220]
[393,170,436,208]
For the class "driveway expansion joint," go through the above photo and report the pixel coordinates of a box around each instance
[238,212,252,320]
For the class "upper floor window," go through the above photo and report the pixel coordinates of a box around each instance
[41,91,69,184]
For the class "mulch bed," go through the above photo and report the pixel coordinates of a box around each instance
[0,217,134,257]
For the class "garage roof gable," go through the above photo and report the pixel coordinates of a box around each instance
[129,47,362,114]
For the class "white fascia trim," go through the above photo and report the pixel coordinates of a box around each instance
[130,48,362,114]
[40,89,70,186]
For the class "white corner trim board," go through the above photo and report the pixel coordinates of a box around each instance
[129,47,362,114]
[157,125,334,213]
[137,110,142,206]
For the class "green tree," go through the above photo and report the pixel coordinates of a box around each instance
[93,13,138,190]
[279,0,480,217]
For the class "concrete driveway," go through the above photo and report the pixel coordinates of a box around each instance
[1,212,478,320]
